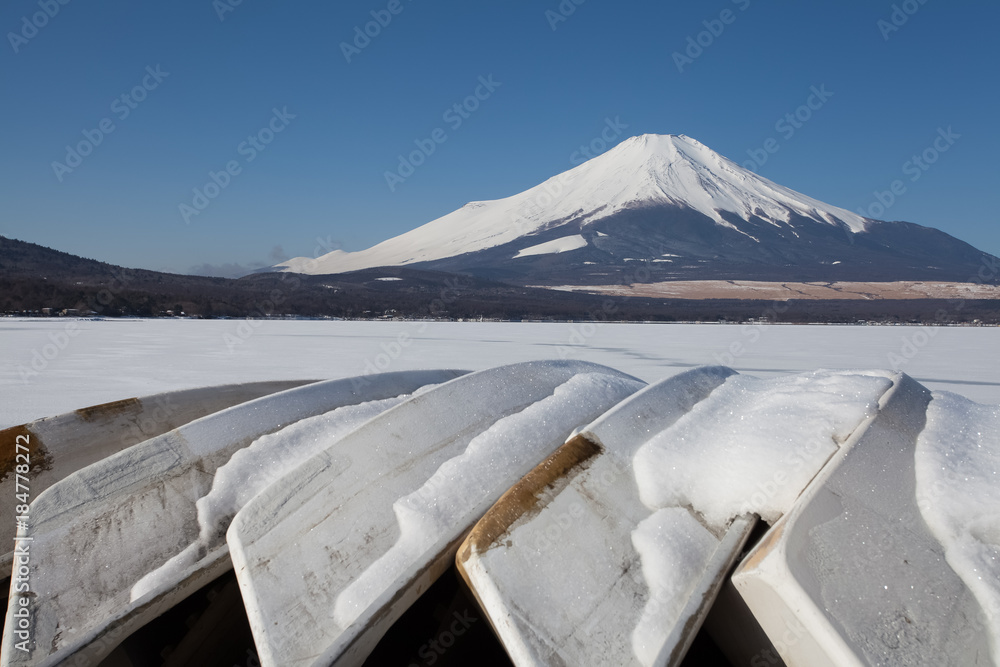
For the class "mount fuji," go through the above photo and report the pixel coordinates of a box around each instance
[273,134,997,286]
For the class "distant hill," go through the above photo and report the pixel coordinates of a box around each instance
[1,235,276,317]
[2,236,998,323]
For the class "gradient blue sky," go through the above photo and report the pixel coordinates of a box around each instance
[2,0,997,276]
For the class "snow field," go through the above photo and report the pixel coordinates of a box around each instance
[4,319,998,429]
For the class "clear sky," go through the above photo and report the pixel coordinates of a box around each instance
[2,0,997,276]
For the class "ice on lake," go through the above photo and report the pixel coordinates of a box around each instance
[2,318,998,428]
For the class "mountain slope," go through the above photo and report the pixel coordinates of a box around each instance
[274,134,997,285]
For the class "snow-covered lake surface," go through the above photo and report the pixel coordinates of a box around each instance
[2,318,998,428]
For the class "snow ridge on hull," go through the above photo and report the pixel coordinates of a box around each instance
[733,374,996,666]
[1,371,463,667]
[6,364,1000,667]
[0,380,317,573]
[228,360,643,667]
[457,368,895,667]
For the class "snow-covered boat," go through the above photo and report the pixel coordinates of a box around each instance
[1,370,463,667]
[0,380,316,572]
[2,363,997,667]
[733,372,998,665]
[228,360,644,667]
[457,368,899,666]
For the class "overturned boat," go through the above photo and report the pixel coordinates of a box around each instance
[2,364,997,667]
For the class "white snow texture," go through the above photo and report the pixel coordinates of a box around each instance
[915,391,1000,661]
[130,392,415,602]
[331,372,645,627]
[632,370,892,530]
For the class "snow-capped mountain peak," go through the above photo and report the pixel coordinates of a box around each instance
[568,133,868,234]
[273,135,884,277]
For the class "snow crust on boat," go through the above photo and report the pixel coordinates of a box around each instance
[228,360,643,667]
[458,368,894,666]
[3,363,999,667]
[915,391,1000,661]
[0,380,316,571]
[1,371,462,667]
[733,373,995,666]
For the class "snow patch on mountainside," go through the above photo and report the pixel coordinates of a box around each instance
[514,234,588,258]
[274,134,871,276]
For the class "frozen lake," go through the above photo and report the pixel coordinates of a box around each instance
[2,318,998,428]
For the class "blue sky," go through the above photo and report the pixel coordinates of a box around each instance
[2,0,997,276]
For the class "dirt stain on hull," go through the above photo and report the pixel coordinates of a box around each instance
[459,433,602,562]
[0,424,53,483]
[74,397,142,422]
